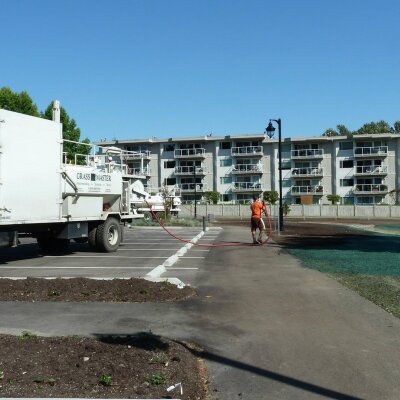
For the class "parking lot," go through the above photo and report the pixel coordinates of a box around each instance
[0,226,222,286]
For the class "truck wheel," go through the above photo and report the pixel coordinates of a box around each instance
[37,235,70,253]
[95,217,121,252]
[88,225,98,250]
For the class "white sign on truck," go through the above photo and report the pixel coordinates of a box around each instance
[0,102,146,252]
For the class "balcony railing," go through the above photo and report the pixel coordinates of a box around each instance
[291,185,324,195]
[124,150,151,160]
[354,165,388,176]
[354,146,388,157]
[232,182,262,192]
[126,167,151,176]
[174,148,206,158]
[291,149,324,159]
[231,146,263,156]
[354,184,388,195]
[174,166,206,175]
[231,164,263,174]
[179,183,206,192]
[291,167,323,177]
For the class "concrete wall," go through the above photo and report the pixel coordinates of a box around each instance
[179,204,400,219]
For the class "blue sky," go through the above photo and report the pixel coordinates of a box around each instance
[1,0,399,141]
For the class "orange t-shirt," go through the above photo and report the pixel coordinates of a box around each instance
[250,200,264,218]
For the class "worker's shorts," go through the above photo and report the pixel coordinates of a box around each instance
[251,217,264,231]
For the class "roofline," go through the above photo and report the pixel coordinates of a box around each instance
[94,132,400,146]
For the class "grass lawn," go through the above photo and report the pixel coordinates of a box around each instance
[284,230,400,318]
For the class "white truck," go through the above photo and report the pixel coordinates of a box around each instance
[0,103,146,252]
[130,180,182,218]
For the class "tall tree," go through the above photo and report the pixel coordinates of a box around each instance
[322,128,339,137]
[355,120,391,135]
[394,121,400,133]
[42,103,90,163]
[0,87,39,116]
[336,124,352,136]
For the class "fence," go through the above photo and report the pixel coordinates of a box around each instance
[179,204,400,219]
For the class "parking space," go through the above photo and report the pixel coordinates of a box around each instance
[0,226,222,285]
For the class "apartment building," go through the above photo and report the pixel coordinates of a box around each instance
[99,133,400,205]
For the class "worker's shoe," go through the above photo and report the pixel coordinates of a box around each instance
[256,239,263,245]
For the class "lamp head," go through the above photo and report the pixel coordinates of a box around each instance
[265,120,276,138]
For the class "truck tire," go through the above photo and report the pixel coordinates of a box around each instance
[37,235,70,253]
[88,225,98,250]
[95,217,121,252]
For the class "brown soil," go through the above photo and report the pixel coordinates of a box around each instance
[272,221,372,247]
[0,333,207,399]
[0,277,196,302]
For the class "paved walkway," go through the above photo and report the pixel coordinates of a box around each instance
[1,226,400,399]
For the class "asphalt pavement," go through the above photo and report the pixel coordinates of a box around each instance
[1,225,400,399]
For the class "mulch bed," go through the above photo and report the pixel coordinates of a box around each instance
[0,333,208,399]
[0,277,196,302]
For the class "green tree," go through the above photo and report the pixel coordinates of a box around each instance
[394,121,400,133]
[355,120,391,135]
[327,194,341,204]
[0,87,39,116]
[203,191,220,204]
[42,102,90,163]
[336,124,352,136]
[263,190,279,204]
[322,128,338,137]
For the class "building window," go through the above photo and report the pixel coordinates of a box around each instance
[343,196,354,205]
[164,177,176,185]
[164,160,176,168]
[164,144,175,152]
[220,176,232,184]
[220,194,231,202]
[340,179,354,187]
[339,142,353,150]
[220,141,232,150]
[220,159,232,167]
[340,160,354,168]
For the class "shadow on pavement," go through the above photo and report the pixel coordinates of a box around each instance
[93,332,362,400]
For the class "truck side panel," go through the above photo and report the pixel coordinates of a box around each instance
[0,110,62,225]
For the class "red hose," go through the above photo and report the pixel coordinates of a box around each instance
[144,201,272,247]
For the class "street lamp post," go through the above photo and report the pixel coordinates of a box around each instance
[265,118,284,232]
[193,165,197,219]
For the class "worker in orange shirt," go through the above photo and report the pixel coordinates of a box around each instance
[250,194,266,244]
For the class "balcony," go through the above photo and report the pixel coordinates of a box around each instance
[174,148,206,158]
[174,166,206,175]
[354,146,388,158]
[353,184,388,195]
[291,167,323,178]
[231,146,263,157]
[124,150,151,160]
[231,164,263,174]
[179,183,206,192]
[232,182,263,192]
[126,166,151,176]
[291,185,324,195]
[354,165,388,176]
[291,149,324,159]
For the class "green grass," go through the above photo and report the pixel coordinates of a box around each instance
[286,233,400,318]
[331,274,400,318]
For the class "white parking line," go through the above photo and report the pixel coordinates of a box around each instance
[44,256,170,259]
[180,256,205,259]
[0,266,154,269]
